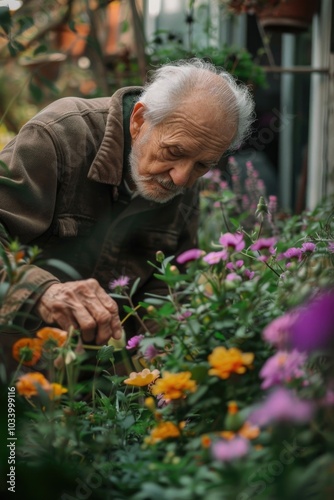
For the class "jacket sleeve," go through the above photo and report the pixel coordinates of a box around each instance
[0,123,61,331]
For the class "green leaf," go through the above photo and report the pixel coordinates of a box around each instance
[96,345,115,361]
[0,6,11,34]
[29,80,44,102]
[130,277,141,298]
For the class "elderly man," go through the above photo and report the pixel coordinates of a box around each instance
[0,59,254,359]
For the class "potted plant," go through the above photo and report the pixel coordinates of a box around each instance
[222,0,321,33]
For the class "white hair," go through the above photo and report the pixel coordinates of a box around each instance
[138,58,255,151]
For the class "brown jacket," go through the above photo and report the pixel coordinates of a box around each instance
[0,87,199,341]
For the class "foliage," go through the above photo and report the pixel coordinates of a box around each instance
[1,159,334,499]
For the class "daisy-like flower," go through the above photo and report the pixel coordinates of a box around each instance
[250,237,276,254]
[219,232,245,252]
[36,327,68,349]
[151,371,197,399]
[16,372,51,397]
[124,368,160,387]
[212,437,249,462]
[262,312,298,349]
[260,349,307,389]
[208,346,254,379]
[145,421,181,445]
[283,247,302,261]
[109,275,130,291]
[176,248,205,265]
[126,335,144,350]
[249,387,314,427]
[12,338,42,366]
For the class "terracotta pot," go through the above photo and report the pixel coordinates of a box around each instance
[258,0,320,33]
[54,23,90,57]
[20,53,66,82]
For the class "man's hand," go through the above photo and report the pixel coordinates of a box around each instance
[35,279,122,345]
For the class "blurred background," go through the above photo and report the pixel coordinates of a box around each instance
[0,0,333,213]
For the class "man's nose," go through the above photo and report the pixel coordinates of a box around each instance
[168,162,194,187]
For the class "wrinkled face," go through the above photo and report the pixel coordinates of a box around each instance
[128,99,235,203]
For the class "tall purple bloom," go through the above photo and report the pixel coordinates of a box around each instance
[219,232,245,252]
[249,387,314,427]
[126,334,144,350]
[260,349,307,389]
[283,247,302,261]
[301,242,316,254]
[211,437,249,462]
[290,291,334,353]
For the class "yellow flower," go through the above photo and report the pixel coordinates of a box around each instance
[16,372,51,397]
[151,371,197,400]
[208,346,254,379]
[36,327,68,349]
[49,383,68,399]
[145,421,181,445]
[12,338,42,366]
[124,368,160,387]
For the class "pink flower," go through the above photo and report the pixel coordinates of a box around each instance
[262,312,298,349]
[109,275,130,291]
[126,335,144,350]
[328,242,334,253]
[290,291,334,353]
[219,232,245,252]
[212,437,249,462]
[301,242,316,253]
[144,344,159,361]
[249,387,314,427]
[283,247,302,261]
[226,272,242,282]
[176,248,204,265]
[177,311,192,321]
[203,250,228,265]
[244,269,255,280]
[250,237,276,252]
[260,349,307,389]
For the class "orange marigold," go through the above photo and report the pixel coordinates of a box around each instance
[36,327,68,349]
[49,383,68,399]
[124,368,160,387]
[208,346,254,379]
[12,338,42,366]
[151,371,197,399]
[145,421,181,444]
[16,372,51,397]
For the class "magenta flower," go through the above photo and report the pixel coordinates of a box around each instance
[109,275,130,291]
[226,272,242,282]
[250,237,276,252]
[283,247,302,261]
[177,311,192,321]
[290,291,334,353]
[301,242,316,253]
[260,349,307,389]
[244,269,255,280]
[262,312,298,349]
[203,250,228,265]
[212,437,249,462]
[126,334,144,350]
[219,232,245,252]
[144,344,159,361]
[249,387,314,427]
[176,248,204,265]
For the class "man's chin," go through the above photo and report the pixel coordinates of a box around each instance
[137,183,182,203]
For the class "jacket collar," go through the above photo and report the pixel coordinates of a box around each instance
[87,86,143,186]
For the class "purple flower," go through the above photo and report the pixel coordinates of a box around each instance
[212,437,249,462]
[283,247,302,261]
[249,387,314,427]
[219,232,245,252]
[244,269,255,280]
[260,349,307,389]
[262,312,298,349]
[301,242,316,253]
[144,344,159,361]
[203,250,228,265]
[226,272,242,282]
[176,248,204,265]
[177,311,192,321]
[109,275,130,291]
[126,334,144,350]
[328,241,334,253]
[290,291,334,353]
[250,237,276,252]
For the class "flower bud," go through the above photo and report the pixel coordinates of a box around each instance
[156,250,165,263]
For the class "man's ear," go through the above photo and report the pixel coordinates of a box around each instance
[130,102,146,140]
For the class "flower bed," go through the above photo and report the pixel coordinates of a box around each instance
[1,158,334,500]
